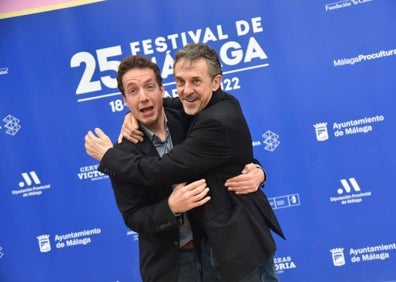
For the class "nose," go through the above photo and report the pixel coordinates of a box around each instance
[139,88,150,101]
[182,81,194,95]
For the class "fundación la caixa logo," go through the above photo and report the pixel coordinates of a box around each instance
[324,0,373,12]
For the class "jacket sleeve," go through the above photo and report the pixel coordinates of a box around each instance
[110,177,180,233]
[99,116,232,189]
[163,97,183,109]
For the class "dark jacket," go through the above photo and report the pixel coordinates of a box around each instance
[100,89,285,282]
[109,108,197,282]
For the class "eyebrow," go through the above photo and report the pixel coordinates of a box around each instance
[175,75,201,80]
[126,78,156,87]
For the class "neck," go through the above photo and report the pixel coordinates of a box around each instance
[148,110,167,141]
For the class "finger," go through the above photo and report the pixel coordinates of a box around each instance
[123,128,143,144]
[225,178,249,187]
[84,132,90,142]
[192,196,211,207]
[86,130,95,138]
[190,183,208,196]
[123,112,132,128]
[124,114,133,132]
[192,179,206,186]
[233,188,248,195]
[125,136,138,144]
[190,187,210,202]
[131,129,144,142]
[131,114,139,129]
[122,127,132,140]
[228,184,251,192]
[84,137,90,150]
[226,173,250,182]
[237,188,256,195]
[225,179,242,187]
[94,127,106,137]
[241,163,254,174]
[185,179,206,190]
[236,186,257,194]
[198,187,210,198]
[85,132,97,145]
[117,129,123,144]
[174,182,187,191]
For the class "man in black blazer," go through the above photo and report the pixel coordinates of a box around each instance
[87,44,284,281]
[110,108,208,282]
[85,54,266,282]
[87,55,208,282]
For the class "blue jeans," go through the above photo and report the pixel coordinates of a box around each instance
[178,248,202,282]
[201,239,279,282]
[240,254,279,282]
[201,238,222,281]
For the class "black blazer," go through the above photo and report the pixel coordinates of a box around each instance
[109,108,195,282]
[100,90,285,282]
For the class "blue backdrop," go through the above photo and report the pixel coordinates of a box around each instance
[1,0,395,281]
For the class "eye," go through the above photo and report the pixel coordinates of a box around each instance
[127,87,138,96]
[175,79,185,87]
[192,78,201,86]
[146,84,156,91]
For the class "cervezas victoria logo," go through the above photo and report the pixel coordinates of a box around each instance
[77,164,108,181]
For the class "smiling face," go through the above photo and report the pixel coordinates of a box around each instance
[122,68,164,128]
[174,58,221,115]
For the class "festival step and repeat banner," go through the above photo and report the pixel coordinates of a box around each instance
[1,0,395,281]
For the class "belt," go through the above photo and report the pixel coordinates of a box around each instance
[180,240,195,250]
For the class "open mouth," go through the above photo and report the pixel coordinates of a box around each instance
[140,106,154,113]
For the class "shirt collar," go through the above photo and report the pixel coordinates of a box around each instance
[139,114,169,143]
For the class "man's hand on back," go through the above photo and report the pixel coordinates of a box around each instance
[85,128,113,161]
[117,112,144,144]
[168,179,211,214]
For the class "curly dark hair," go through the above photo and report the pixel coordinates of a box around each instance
[117,55,163,97]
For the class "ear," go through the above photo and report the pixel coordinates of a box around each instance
[160,85,165,97]
[212,74,222,91]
